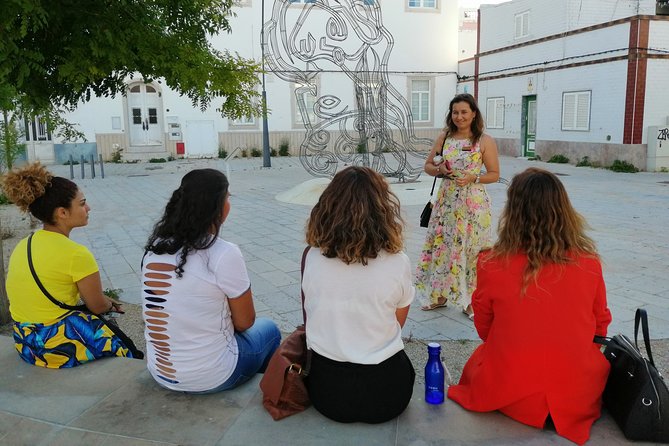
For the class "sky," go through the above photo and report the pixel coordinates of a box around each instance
[458,0,509,8]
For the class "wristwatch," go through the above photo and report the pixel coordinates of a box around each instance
[474,174,481,184]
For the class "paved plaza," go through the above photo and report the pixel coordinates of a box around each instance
[52,155,669,339]
[1,155,667,445]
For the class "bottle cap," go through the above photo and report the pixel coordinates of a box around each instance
[427,342,441,352]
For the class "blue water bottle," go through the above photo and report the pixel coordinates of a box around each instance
[425,342,445,404]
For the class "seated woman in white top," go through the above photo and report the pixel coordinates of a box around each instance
[141,168,280,393]
[303,166,416,423]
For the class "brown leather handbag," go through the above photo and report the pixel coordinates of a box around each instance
[259,247,311,420]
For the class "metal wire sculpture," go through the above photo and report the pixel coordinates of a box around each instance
[262,0,432,180]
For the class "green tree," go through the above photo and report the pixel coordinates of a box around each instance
[0,0,261,118]
[0,0,262,324]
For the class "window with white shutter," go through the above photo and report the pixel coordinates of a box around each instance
[486,97,505,129]
[411,79,431,122]
[514,11,530,39]
[561,91,591,131]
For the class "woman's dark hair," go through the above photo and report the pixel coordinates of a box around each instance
[1,162,78,225]
[306,166,404,265]
[444,93,485,144]
[145,168,229,278]
[491,167,598,293]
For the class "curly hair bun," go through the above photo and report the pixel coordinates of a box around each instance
[1,162,53,212]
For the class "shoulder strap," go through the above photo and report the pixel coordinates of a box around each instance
[428,133,448,197]
[429,176,438,196]
[634,308,655,366]
[27,233,88,312]
[300,246,310,325]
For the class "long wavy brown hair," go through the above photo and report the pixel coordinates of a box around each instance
[306,166,404,264]
[490,167,598,293]
[444,93,485,144]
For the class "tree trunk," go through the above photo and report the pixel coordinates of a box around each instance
[0,110,11,323]
[0,218,10,325]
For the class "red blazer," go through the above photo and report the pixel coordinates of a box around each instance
[448,251,611,445]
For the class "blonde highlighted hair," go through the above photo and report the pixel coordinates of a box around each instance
[306,166,404,264]
[490,167,598,293]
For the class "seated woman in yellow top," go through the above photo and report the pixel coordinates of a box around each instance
[2,163,140,368]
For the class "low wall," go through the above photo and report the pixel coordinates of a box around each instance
[53,143,98,165]
[489,137,647,170]
[218,129,441,157]
[536,140,646,170]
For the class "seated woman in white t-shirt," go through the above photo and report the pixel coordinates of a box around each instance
[141,168,280,393]
[303,166,416,423]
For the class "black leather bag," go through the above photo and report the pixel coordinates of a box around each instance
[420,201,433,228]
[596,309,669,443]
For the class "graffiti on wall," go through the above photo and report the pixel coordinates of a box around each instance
[262,0,431,179]
[657,127,669,141]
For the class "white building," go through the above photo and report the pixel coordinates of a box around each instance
[458,0,669,170]
[23,0,460,176]
[459,7,479,59]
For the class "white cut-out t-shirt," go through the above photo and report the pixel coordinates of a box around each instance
[141,238,250,392]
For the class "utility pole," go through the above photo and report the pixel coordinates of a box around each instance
[261,0,271,168]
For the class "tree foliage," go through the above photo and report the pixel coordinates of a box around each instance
[0,0,261,119]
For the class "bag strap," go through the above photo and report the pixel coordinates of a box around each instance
[634,308,655,366]
[300,246,310,325]
[27,233,88,312]
[593,335,610,345]
[429,133,448,197]
[428,176,437,196]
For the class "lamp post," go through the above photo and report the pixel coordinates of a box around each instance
[261,0,271,168]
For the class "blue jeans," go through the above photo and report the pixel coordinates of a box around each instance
[191,317,281,393]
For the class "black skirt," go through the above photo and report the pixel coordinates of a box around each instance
[306,349,415,424]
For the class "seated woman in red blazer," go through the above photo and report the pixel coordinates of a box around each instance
[448,167,612,445]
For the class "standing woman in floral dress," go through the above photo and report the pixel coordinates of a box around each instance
[415,93,500,317]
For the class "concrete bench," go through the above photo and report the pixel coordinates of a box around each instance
[0,335,645,445]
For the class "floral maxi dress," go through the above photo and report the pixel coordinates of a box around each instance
[415,137,493,310]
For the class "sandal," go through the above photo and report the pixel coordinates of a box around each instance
[421,299,447,311]
[462,306,474,320]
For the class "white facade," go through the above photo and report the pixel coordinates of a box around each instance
[458,0,669,170]
[459,7,478,59]
[26,0,460,166]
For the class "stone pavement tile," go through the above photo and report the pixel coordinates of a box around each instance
[407,306,451,323]
[118,284,143,305]
[99,259,136,276]
[246,274,280,296]
[68,370,256,446]
[258,270,300,287]
[0,342,140,424]
[254,290,300,315]
[246,259,278,274]
[419,313,478,341]
[398,396,571,445]
[399,394,647,445]
[266,257,301,273]
[254,310,296,333]
[107,272,143,295]
[279,309,305,329]
[0,413,62,446]
[17,424,177,446]
[217,388,397,446]
[401,318,441,341]
[278,283,302,299]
